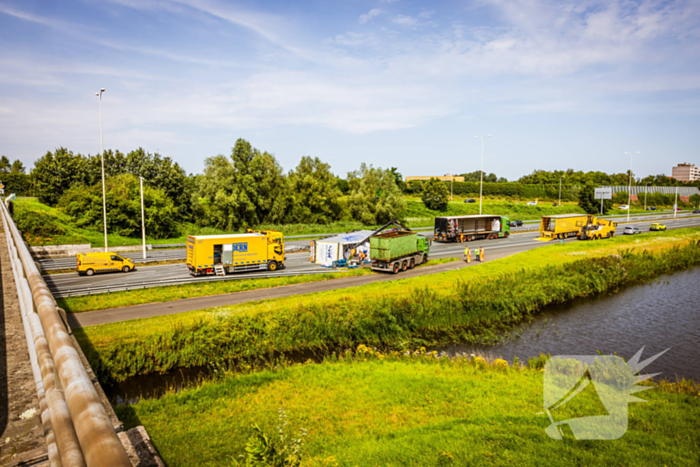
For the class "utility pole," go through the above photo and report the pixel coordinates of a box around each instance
[96,88,108,252]
[674,186,678,218]
[474,135,492,215]
[140,177,146,259]
[558,175,563,207]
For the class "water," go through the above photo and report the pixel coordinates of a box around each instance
[107,267,700,405]
[441,267,700,381]
[106,365,213,406]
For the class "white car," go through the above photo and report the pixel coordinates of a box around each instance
[623,226,641,235]
[526,201,537,206]
[618,205,629,210]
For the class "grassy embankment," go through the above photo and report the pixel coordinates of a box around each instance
[75,228,700,384]
[59,257,459,313]
[117,351,700,467]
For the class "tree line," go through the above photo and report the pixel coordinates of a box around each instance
[6,139,405,238]
[5,141,698,238]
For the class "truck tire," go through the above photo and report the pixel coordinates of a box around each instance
[86,269,94,276]
[122,266,130,273]
[402,260,408,271]
[267,261,278,271]
[409,258,415,269]
[392,262,400,274]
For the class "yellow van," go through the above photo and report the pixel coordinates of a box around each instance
[77,252,136,276]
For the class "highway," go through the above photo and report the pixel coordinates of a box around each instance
[36,210,687,271]
[47,214,700,298]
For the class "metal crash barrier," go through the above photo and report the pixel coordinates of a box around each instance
[0,199,131,467]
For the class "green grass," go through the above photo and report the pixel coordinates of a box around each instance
[59,257,459,313]
[75,228,700,383]
[116,353,700,467]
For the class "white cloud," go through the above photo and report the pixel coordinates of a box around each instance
[359,8,382,24]
[393,14,417,26]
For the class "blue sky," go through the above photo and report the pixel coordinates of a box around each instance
[1,0,699,180]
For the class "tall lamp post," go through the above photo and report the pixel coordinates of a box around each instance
[624,151,639,222]
[140,177,147,260]
[96,88,108,252]
[474,134,492,215]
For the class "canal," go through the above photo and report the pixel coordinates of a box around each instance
[442,267,700,380]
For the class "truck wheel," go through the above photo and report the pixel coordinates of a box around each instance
[402,260,408,271]
[423,255,428,264]
[268,261,278,271]
[409,258,415,269]
[504,232,509,238]
[392,262,400,274]
[86,269,94,276]
[122,266,130,273]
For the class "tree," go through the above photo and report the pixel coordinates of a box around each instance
[0,156,10,173]
[461,170,499,183]
[421,177,449,211]
[31,148,90,206]
[347,163,406,224]
[199,139,288,230]
[58,174,177,238]
[578,183,612,215]
[10,159,25,174]
[287,157,342,224]
[690,193,700,208]
[390,167,407,192]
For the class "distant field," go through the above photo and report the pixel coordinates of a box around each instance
[402,198,585,227]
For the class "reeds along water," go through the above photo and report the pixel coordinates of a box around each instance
[84,241,700,384]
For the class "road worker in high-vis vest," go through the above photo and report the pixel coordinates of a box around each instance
[464,246,471,263]
[480,246,485,262]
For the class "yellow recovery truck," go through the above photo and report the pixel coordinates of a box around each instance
[536,214,616,241]
[186,229,285,276]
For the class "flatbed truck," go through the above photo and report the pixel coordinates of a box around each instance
[434,215,510,242]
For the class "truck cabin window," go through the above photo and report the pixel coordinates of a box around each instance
[110,255,123,262]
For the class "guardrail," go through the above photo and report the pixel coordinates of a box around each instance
[0,200,131,467]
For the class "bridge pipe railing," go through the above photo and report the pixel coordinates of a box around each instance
[0,200,131,467]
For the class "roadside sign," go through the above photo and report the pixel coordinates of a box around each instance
[595,188,612,200]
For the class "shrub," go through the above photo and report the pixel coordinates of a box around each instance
[14,210,65,237]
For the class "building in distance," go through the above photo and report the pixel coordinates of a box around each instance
[406,175,465,182]
[671,163,699,182]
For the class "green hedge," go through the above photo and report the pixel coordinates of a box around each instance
[406,181,580,200]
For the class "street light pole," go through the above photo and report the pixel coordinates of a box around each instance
[624,151,639,222]
[140,177,146,260]
[96,88,108,252]
[475,135,492,215]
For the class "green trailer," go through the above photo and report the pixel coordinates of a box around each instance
[370,230,430,274]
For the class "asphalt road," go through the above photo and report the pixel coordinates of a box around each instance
[63,215,700,329]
